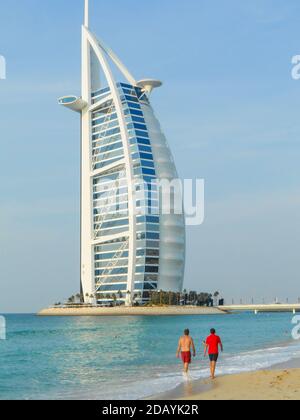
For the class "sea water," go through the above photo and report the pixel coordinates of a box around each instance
[0,312,299,400]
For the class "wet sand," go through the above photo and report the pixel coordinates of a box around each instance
[151,366,300,400]
[183,369,300,400]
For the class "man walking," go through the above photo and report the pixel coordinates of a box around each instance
[176,329,196,374]
[204,328,223,379]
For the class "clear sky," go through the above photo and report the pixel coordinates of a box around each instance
[1,0,300,312]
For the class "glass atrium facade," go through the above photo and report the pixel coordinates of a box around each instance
[92,83,160,304]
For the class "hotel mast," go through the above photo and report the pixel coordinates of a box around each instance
[59,0,185,306]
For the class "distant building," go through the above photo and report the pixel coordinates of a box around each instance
[59,1,185,305]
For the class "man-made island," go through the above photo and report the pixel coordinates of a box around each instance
[37,306,227,317]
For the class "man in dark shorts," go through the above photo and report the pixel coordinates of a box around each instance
[176,329,196,374]
[204,328,223,379]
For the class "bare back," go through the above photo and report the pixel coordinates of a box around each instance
[179,335,193,352]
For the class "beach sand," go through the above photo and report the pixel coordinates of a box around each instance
[153,369,300,400]
[37,306,227,317]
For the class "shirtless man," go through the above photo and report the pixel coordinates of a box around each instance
[176,329,196,374]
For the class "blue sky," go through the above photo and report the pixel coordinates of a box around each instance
[1,0,300,312]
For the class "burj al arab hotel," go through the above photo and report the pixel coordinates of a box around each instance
[59,0,185,306]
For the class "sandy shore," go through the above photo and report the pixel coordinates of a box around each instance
[153,369,300,400]
[37,306,227,317]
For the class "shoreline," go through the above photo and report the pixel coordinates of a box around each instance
[37,306,227,317]
[181,369,300,400]
[150,356,300,401]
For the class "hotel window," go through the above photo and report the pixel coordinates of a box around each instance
[127,108,144,117]
[95,275,128,283]
[92,119,119,134]
[95,227,130,238]
[135,130,149,138]
[140,152,154,160]
[96,141,123,154]
[92,87,110,98]
[143,283,158,290]
[93,157,122,171]
[95,251,129,260]
[96,267,128,276]
[142,168,156,176]
[146,232,159,240]
[131,116,146,124]
[136,137,151,146]
[135,266,145,274]
[127,102,141,110]
[146,224,160,232]
[95,259,128,269]
[145,258,159,265]
[141,160,155,169]
[100,219,129,230]
[146,249,159,256]
[99,284,127,292]
[92,112,118,126]
[94,148,124,161]
[146,241,160,248]
[145,266,159,273]
[138,145,152,153]
[118,82,132,89]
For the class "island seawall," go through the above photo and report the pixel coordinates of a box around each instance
[37,306,228,317]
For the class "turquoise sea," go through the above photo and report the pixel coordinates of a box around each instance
[0,313,300,400]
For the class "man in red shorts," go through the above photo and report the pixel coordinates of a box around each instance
[176,329,196,374]
[204,328,223,379]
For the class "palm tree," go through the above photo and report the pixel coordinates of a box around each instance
[112,294,117,306]
[181,289,188,306]
[68,296,75,305]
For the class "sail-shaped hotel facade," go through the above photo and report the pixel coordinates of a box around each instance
[59,0,185,306]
